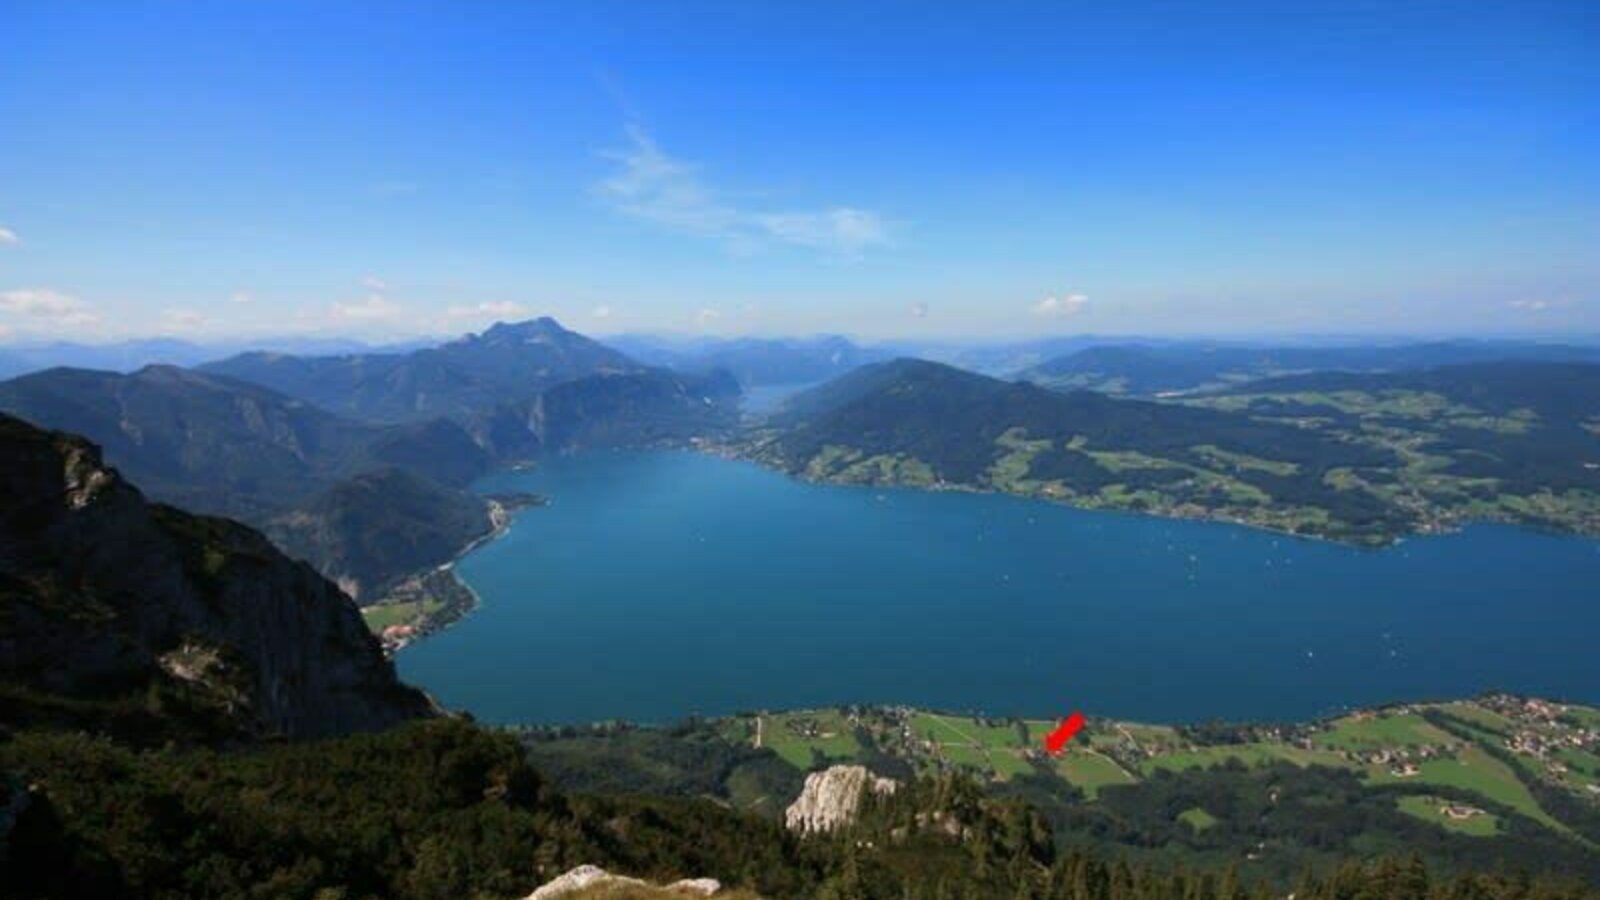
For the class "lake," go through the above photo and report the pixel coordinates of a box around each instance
[398,450,1600,726]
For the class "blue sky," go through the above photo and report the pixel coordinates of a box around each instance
[0,1,1595,341]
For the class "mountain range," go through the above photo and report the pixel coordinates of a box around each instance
[607,334,890,387]
[1020,340,1600,396]
[0,319,742,601]
[199,318,643,423]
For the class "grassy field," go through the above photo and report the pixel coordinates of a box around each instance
[1141,742,1349,775]
[1432,702,1514,734]
[360,597,443,631]
[1179,806,1219,832]
[1366,746,1564,832]
[1395,795,1500,837]
[759,710,865,769]
[911,713,1036,779]
[1054,752,1137,798]
[1313,712,1455,750]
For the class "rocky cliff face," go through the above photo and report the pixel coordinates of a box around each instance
[0,413,434,742]
[784,765,898,835]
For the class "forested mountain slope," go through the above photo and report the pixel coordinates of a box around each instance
[0,414,433,743]
[0,364,488,521]
[749,359,1407,543]
[747,358,1600,544]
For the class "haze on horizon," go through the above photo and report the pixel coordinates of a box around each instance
[1,1,1596,344]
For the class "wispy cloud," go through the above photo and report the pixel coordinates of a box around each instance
[591,305,613,319]
[360,274,388,291]
[0,288,99,326]
[0,226,17,245]
[334,293,403,321]
[596,124,892,260]
[696,307,722,327]
[1033,293,1088,318]
[445,300,526,319]
[910,302,929,318]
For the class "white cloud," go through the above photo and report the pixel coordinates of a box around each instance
[230,290,253,305]
[1033,293,1088,318]
[445,300,527,319]
[334,293,402,321]
[360,274,388,291]
[696,307,722,326]
[597,124,892,259]
[1506,298,1550,312]
[751,208,889,258]
[0,226,17,245]
[592,305,613,319]
[910,302,929,318]
[0,288,100,326]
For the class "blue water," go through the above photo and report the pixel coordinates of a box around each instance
[398,450,1600,726]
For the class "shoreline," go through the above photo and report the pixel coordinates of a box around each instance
[369,439,1596,656]
[367,492,541,654]
[705,435,1600,551]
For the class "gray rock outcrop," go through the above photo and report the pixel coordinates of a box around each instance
[784,764,898,834]
[524,865,723,899]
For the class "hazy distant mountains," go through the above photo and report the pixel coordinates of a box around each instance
[1019,340,1600,396]
[200,318,642,423]
[605,334,890,387]
[0,335,426,381]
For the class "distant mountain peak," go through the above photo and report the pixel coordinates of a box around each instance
[476,316,570,341]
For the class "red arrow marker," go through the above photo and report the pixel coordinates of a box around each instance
[1044,711,1086,755]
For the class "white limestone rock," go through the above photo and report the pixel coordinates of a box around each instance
[784,764,898,835]
[525,866,725,899]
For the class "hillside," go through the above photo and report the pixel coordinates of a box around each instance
[263,468,495,600]
[519,695,1600,884]
[745,358,1600,544]
[0,364,488,522]
[0,414,433,743]
[747,359,1410,543]
[1186,362,1600,538]
[476,368,742,458]
[1021,341,1600,397]
[201,317,642,423]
